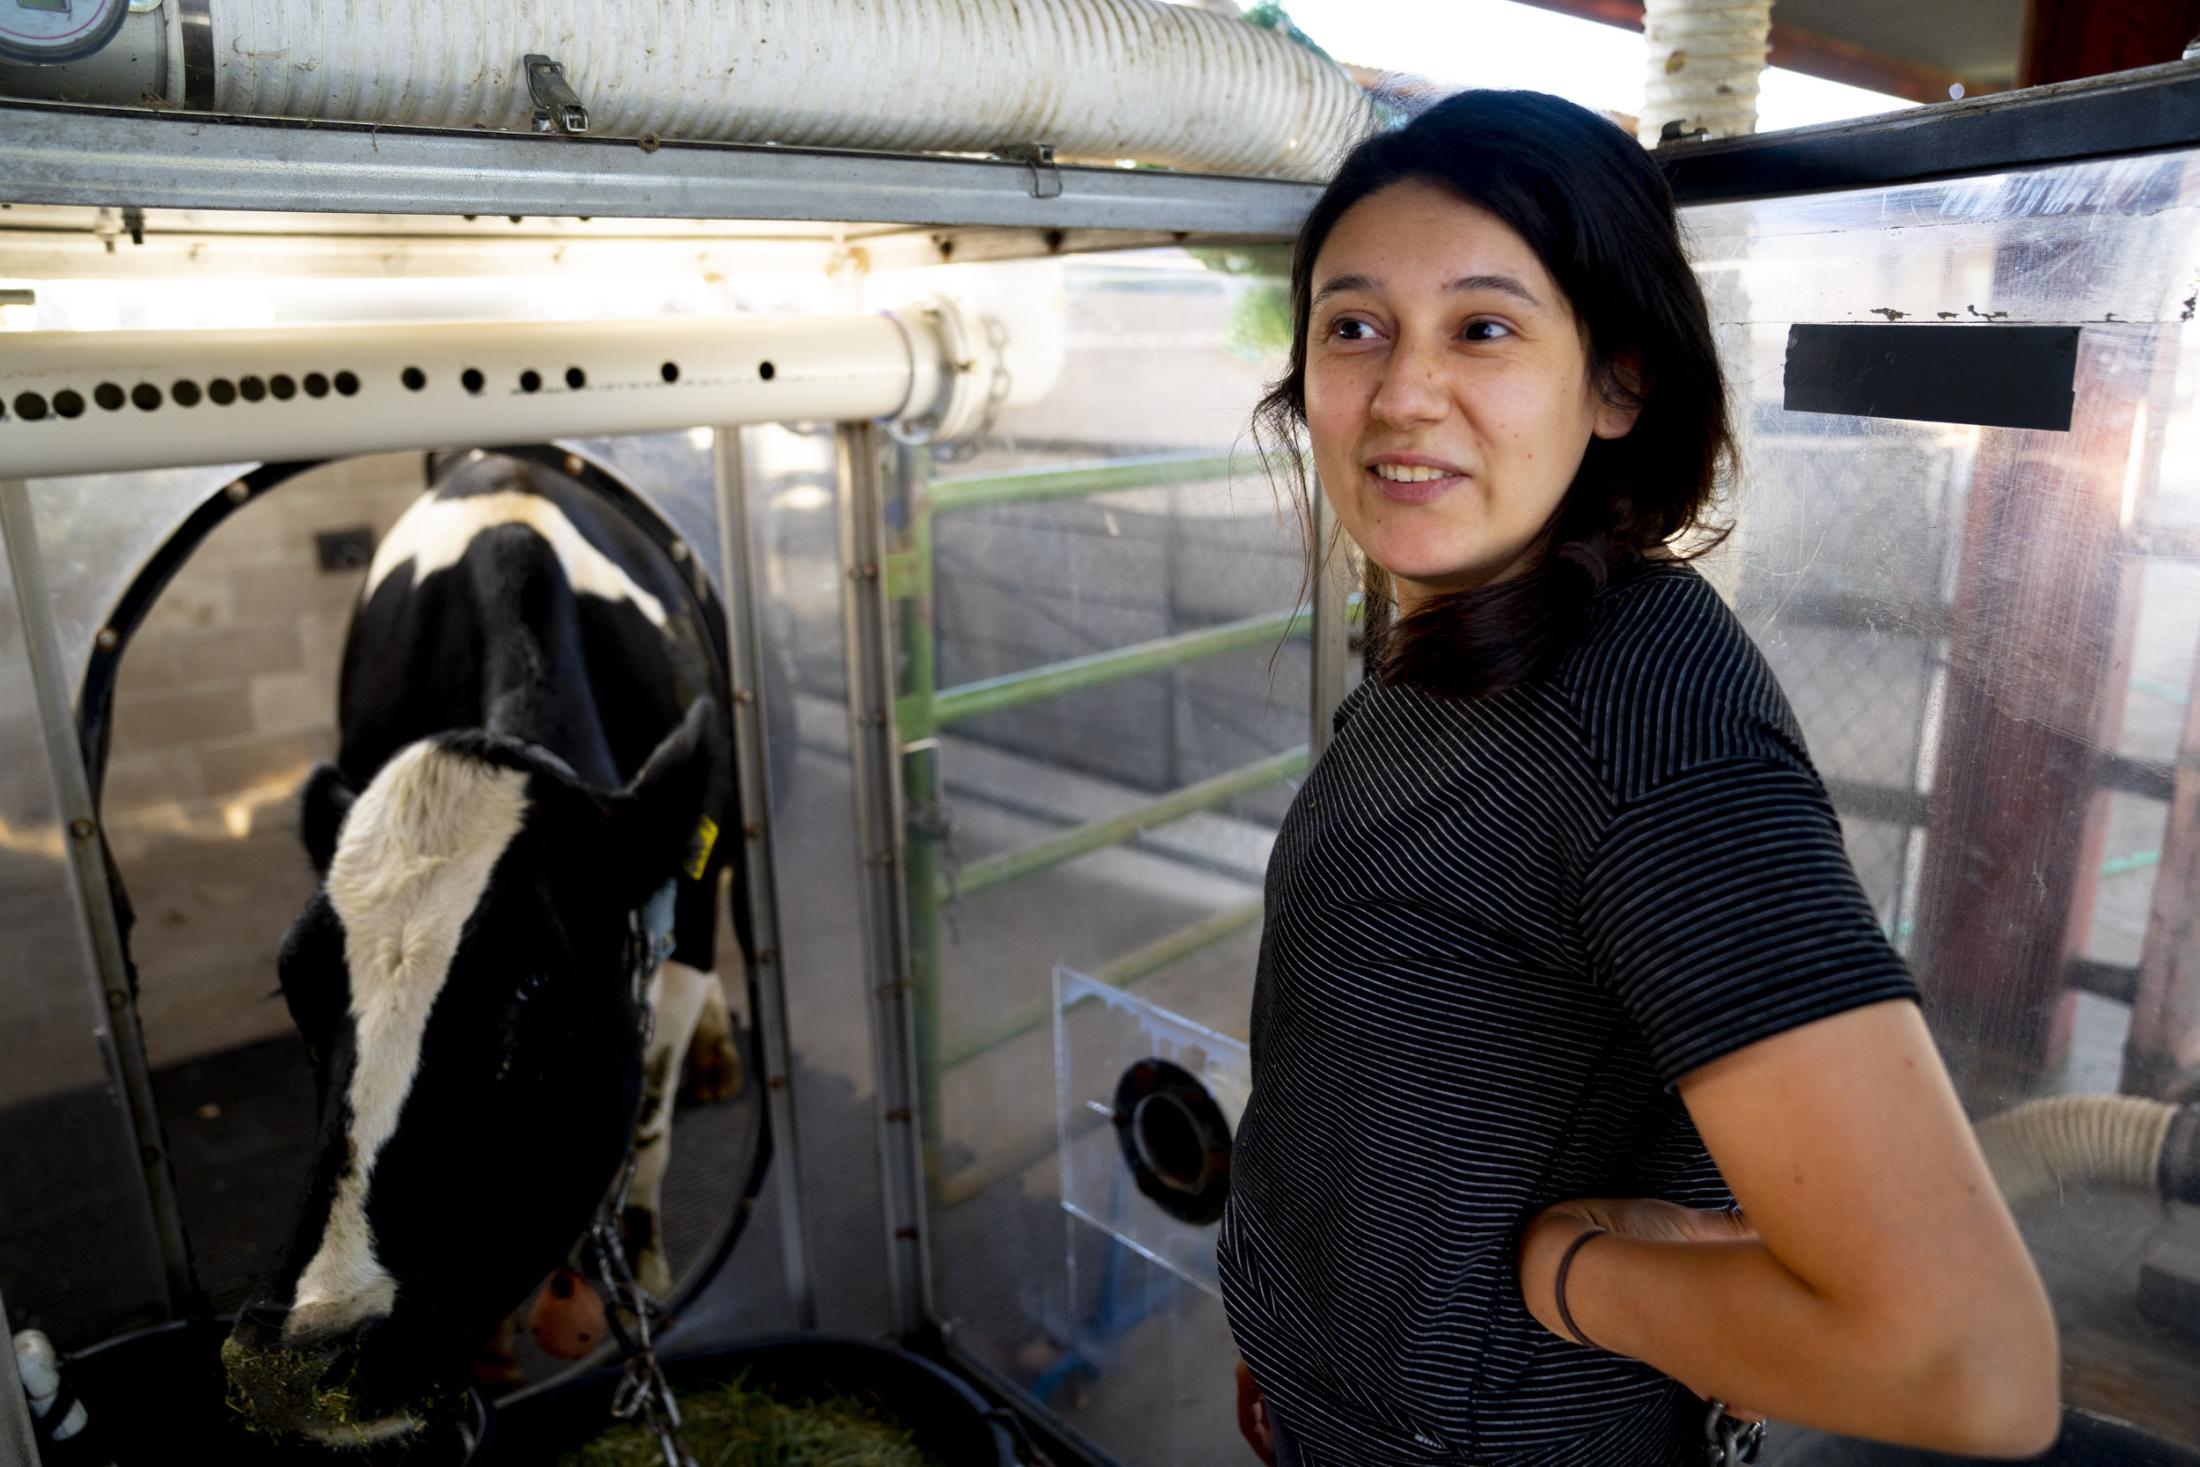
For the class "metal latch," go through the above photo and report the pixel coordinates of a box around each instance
[525,54,589,135]
[996,142,1063,200]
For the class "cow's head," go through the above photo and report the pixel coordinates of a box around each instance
[221,701,715,1445]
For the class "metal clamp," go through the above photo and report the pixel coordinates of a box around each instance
[996,142,1063,200]
[1704,1403,1766,1466]
[525,53,590,135]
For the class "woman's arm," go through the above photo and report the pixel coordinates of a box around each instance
[1519,998,2060,1459]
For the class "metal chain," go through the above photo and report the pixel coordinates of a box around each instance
[573,896,695,1467]
[585,1156,694,1467]
[1704,1402,1766,1466]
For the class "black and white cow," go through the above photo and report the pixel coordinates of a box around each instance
[221,453,744,1444]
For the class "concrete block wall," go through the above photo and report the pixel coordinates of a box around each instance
[102,453,428,845]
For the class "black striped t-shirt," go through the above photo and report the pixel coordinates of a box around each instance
[1218,560,1919,1465]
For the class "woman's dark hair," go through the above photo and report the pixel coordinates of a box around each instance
[1254,89,1733,700]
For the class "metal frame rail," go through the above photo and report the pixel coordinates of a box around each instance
[875,449,1320,1192]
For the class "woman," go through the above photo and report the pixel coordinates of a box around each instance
[1220,90,2060,1466]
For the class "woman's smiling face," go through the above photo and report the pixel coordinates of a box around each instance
[1304,179,1639,611]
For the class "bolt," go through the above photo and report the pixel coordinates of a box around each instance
[893,1226,920,1242]
[733,687,755,705]
[563,453,585,475]
[884,1107,912,1123]
[95,627,119,651]
[768,1075,787,1092]
[224,480,249,503]
[744,822,762,839]
[106,990,127,1011]
[756,947,776,965]
[139,1145,161,1167]
[69,817,95,840]
[669,540,689,562]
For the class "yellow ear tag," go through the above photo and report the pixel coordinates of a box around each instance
[683,814,719,881]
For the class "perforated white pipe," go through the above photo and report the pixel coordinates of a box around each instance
[0,300,1023,478]
[4,0,1371,182]
[1640,0,1773,145]
[1973,1095,2179,1205]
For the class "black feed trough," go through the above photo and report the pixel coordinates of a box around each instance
[44,1318,485,1465]
[39,1323,1018,1466]
[484,1333,1020,1466]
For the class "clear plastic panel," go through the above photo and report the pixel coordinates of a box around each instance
[1684,151,2200,1453]
[28,465,251,681]
[675,420,893,1344]
[0,509,170,1345]
[1055,965,1248,1300]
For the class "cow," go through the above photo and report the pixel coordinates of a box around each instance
[220,452,746,1446]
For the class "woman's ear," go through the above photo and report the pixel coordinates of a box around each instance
[1594,350,1649,441]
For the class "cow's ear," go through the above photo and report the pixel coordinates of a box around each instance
[611,698,718,893]
[300,763,357,875]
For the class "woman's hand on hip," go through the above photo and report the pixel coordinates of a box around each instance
[1236,1356,1278,1465]
[1519,1198,1763,1417]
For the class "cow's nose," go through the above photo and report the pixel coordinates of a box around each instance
[227,1297,290,1353]
[221,1314,361,1437]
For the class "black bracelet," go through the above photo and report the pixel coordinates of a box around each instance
[1554,1226,1608,1350]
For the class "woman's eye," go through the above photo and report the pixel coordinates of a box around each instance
[1463,320,1513,342]
[1328,317,1379,343]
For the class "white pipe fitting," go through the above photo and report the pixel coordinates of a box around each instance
[13,1330,88,1442]
[0,0,1371,182]
[1640,0,1773,145]
[0,301,1027,479]
[1973,1094,2180,1205]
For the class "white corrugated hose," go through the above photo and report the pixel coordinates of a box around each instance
[5,0,1372,182]
[1639,0,1773,145]
[1973,1095,2179,1205]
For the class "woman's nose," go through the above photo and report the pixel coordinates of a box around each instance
[1368,345,1449,428]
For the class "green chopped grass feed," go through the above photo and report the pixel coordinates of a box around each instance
[558,1372,947,1467]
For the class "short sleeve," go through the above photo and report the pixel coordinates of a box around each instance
[1580,756,1920,1087]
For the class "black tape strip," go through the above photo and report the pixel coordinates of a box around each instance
[178,0,215,111]
[32,1377,80,1443]
[1783,324,2080,432]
